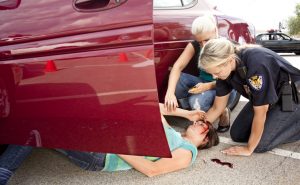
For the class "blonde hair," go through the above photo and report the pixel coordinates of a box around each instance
[199,38,261,69]
[191,14,217,36]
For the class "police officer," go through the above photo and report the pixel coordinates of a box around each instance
[199,38,300,156]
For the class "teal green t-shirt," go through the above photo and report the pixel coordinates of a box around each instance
[102,124,198,172]
[191,40,215,82]
[199,70,215,82]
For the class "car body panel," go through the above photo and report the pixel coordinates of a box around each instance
[0,0,171,157]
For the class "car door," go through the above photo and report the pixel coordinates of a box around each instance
[280,34,299,52]
[0,0,171,157]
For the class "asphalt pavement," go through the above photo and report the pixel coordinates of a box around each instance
[8,54,300,185]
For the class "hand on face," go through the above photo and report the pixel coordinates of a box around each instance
[188,110,206,122]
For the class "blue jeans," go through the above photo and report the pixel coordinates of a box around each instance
[56,149,106,171]
[175,73,236,111]
[0,145,33,185]
[230,102,300,152]
[0,146,105,185]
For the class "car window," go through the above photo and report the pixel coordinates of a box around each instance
[153,0,196,8]
[281,34,290,40]
[260,34,270,41]
[276,34,284,40]
[154,0,181,7]
[182,0,194,5]
[272,34,278,40]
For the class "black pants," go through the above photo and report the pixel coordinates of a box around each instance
[230,102,300,153]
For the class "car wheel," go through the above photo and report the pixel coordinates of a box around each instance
[295,52,300,55]
[0,77,11,118]
[228,92,241,111]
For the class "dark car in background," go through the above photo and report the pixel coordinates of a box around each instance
[0,0,254,156]
[256,32,300,55]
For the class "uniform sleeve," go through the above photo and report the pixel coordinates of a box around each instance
[245,49,280,106]
[216,79,232,97]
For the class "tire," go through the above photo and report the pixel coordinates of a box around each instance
[228,92,241,111]
[0,77,11,119]
[295,52,300,55]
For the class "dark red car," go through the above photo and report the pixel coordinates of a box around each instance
[0,0,254,157]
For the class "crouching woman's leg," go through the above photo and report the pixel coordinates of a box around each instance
[188,89,215,112]
[56,149,106,171]
[0,145,33,185]
[230,102,253,142]
[175,73,203,109]
[254,103,300,153]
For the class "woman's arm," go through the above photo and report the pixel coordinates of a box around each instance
[118,148,192,177]
[159,103,205,122]
[222,104,269,156]
[206,94,229,123]
[189,81,216,94]
[165,43,195,112]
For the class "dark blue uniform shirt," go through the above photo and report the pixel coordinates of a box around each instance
[216,47,300,106]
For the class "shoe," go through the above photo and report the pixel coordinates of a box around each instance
[217,107,231,133]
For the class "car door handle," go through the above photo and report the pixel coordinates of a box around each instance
[73,0,127,12]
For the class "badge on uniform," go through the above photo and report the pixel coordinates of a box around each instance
[248,75,263,91]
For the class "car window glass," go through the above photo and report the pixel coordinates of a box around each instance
[272,34,278,40]
[260,35,270,41]
[277,35,284,40]
[182,0,194,6]
[153,0,182,7]
[281,34,290,40]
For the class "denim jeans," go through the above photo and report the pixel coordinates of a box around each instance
[0,145,106,185]
[230,102,300,153]
[175,73,236,111]
[56,149,106,171]
[0,145,33,185]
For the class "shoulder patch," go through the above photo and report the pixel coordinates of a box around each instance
[248,75,263,91]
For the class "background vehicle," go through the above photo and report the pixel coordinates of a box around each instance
[0,0,254,156]
[256,31,300,55]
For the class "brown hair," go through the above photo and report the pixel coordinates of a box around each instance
[198,123,219,150]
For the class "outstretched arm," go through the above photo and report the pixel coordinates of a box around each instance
[118,148,192,177]
[165,43,195,112]
[159,103,205,122]
[205,94,229,123]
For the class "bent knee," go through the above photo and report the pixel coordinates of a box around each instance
[230,130,248,143]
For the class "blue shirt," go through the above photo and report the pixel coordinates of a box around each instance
[102,124,198,172]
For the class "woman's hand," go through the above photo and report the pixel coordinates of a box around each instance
[221,146,253,156]
[187,109,206,121]
[188,83,209,94]
[164,92,178,112]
